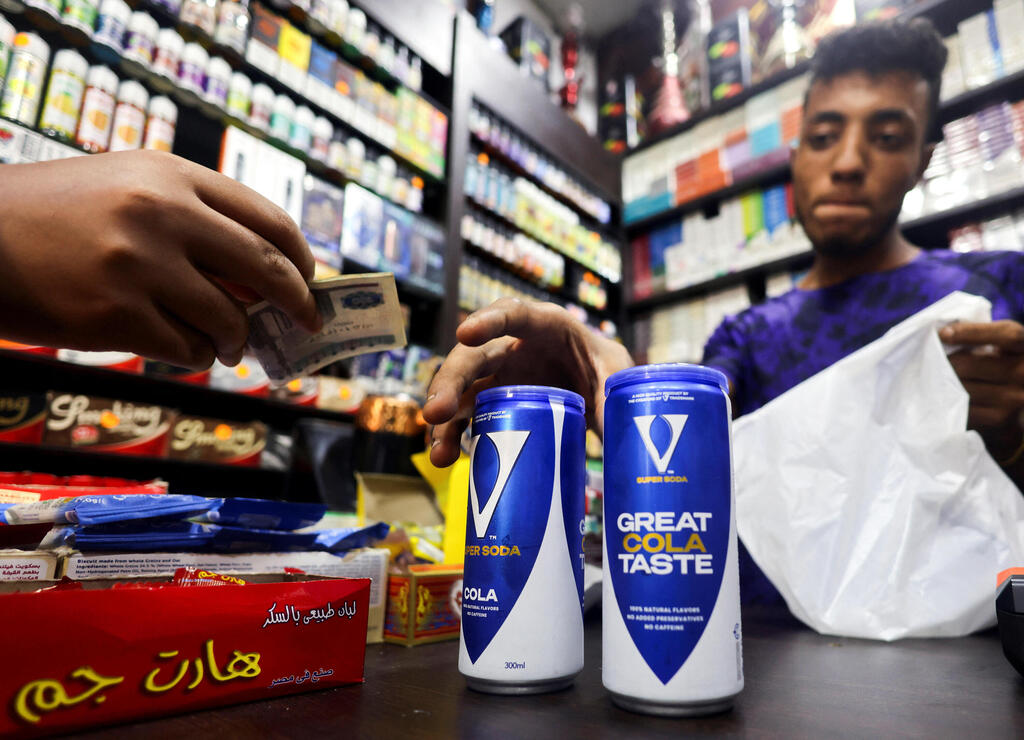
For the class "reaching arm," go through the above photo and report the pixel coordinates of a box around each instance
[0,150,320,369]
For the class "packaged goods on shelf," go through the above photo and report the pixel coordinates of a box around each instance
[41,392,174,457]
[144,360,211,385]
[468,102,612,224]
[209,356,271,396]
[631,182,810,301]
[622,74,806,224]
[0,390,47,443]
[498,15,550,91]
[0,549,59,581]
[348,343,441,401]
[167,415,267,466]
[948,210,1024,253]
[461,208,565,290]
[301,173,345,265]
[57,349,143,373]
[706,9,753,102]
[901,100,1024,223]
[270,375,320,406]
[634,285,751,366]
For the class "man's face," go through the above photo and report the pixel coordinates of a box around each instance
[791,70,932,257]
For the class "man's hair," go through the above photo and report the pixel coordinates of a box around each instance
[808,18,948,143]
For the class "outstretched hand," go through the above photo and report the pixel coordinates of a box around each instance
[0,150,320,369]
[423,298,633,467]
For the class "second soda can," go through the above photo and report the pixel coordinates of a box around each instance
[602,364,743,716]
[459,385,586,694]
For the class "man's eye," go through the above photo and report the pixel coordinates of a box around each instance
[873,132,908,149]
[806,132,837,149]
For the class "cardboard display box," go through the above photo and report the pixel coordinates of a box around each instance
[0,574,369,736]
[61,549,390,643]
[384,564,463,647]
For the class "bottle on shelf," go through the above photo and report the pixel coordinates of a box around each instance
[37,47,88,142]
[0,32,49,127]
[75,64,118,152]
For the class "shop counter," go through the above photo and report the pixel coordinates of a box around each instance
[69,606,1024,738]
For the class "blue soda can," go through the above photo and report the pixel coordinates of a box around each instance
[602,364,743,715]
[458,385,586,694]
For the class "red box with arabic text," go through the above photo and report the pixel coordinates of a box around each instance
[0,574,369,736]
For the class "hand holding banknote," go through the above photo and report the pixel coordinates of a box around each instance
[247,273,407,383]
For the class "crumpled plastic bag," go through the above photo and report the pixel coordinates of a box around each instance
[734,291,1024,640]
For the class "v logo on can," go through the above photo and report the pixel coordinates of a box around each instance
[468,430,530,538]
[633,415,688,474]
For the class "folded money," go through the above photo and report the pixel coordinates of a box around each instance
[246,273,407,383]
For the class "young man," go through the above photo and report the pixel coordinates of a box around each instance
[425,20,1024,521]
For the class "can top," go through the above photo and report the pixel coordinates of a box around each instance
[605,363,729,396]
[477,385,585,414]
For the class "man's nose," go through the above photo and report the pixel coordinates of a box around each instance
[830,130,867,183]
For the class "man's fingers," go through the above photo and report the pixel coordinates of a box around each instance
[949,352,1024,385]
[190,164,316,282]
[940,320,1024,352]
[154,268,250,362]
[427,378,498,467]
[186,200,321,334]
[423,336,517,425]
[124,303,218,370]
[961,381,1024,410]
[456,299,568,347]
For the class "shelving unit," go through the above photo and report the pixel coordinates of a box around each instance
[623,0,1024,322]
[442,11,623,345]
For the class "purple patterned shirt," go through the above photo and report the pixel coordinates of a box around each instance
[701,249,1024,602]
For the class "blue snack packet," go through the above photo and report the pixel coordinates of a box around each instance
[196,498,327,530]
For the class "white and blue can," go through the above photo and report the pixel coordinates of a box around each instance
[602,364,743,715]
[458,385,586,694]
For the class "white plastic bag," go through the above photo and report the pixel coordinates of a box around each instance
[734,291,1024,640]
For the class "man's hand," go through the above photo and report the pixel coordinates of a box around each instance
[422,298,633,467]
[940,320,1024,464]
[0,151,320,369]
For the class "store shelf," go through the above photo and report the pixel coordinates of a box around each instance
[470,132,612,233]
[0,350,354,430]
[464,196,618,283]
[336,256,444,304]
[624,161,792,234]
[938,67,1024,128]
[358,0,454,78]
[456,14,620,203]
[461,240,567,299]
[0,440,288,498]
[11,3,447,184]
[627,251,813,313]
[900,184,1024,240]
[626,0,995,158]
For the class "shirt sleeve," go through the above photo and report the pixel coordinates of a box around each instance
[701,315,747,400]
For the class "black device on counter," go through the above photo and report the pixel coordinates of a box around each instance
[996,569,1024,677]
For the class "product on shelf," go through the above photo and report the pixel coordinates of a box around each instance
[203,55,232,110]
[209,356,271,396]
[108,78,148,151]
[301,172,345,266]
[0,31,49,126]
[706,9,752,102]
[167,415,267,466]
[177,40,208,97]
[122,10,158,73]
[631,181,809,300]
[468,102,612,224]
[270,376,319,406]
[226,68,251,117]
[37,48,87,141]
[41,392,174,456]
[142,94,177,151]
[214,0,250,54]
[152,27,184,87]
[57,349,143,372]
[0,391,47,443]
[76,64,118,152]
[901,99,1024,223]
[948,210,1024,253]
[92,0,131,56]
[179,0,217,37]
[633,285,751,366]
[0,17,13,88]
[622,73,805,224]
[498,15,550,91]
[61,0,99,37]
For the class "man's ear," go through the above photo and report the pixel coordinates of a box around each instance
[915,142,936,184]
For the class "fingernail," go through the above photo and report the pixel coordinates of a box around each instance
[430,439,440,449]
[426,393,436,403]
[939,327,954,340]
